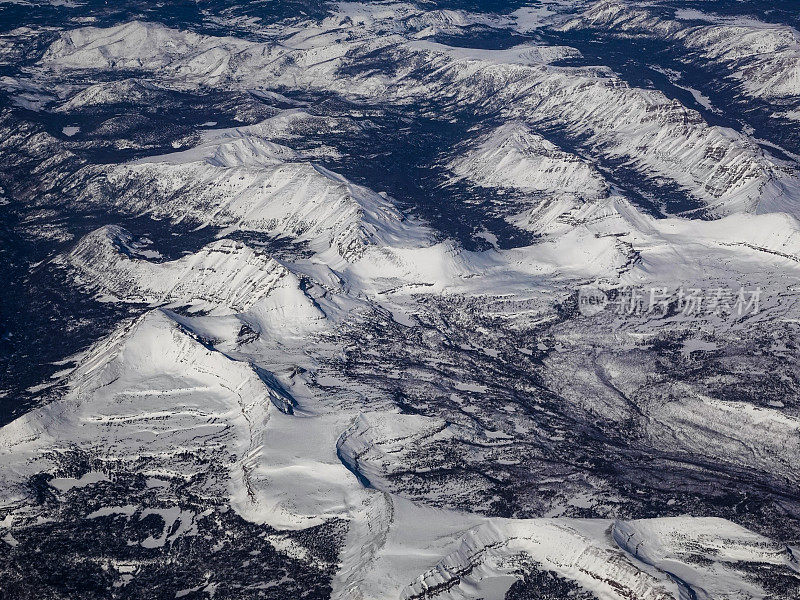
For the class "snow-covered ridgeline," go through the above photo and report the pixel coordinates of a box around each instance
[9,201,800,596]
[0,310,281,503]
[444,121,611,233]
[331,3,514,40]
[439,123,800,285]
[446,121,608,199]
[56,79,169,112]
[565,1,800,102]
[74,117,429,262]
[62,225,326,332]
[402,515,798,600]
[41,19,799,217]
[2,309,795,600]
[5,10,800,597]
[68,175,800,310]
[27,94,800,304]
[348,496,798,600]
[404,518,680,600]
[611,518,799,599]
[398,40,799,216]
[25,16,800,293]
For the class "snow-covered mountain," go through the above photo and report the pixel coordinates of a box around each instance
[565,2,800,103]
[444,121,611,232]
[62,225,327,335]
[447,122,609,199]
[2,1,800,599]
[73,116,429,262]
[38,18,800,216]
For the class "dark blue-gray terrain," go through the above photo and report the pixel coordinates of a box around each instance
[1,1,800,599]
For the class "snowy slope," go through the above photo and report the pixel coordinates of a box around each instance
[567,2,800,102]
[2,310,796,599]
[63,225,326,332]
[402,39,799,216]
[336,495,798,600]
[445,121,611,233]
[38,18,800,217]
[447,122,608,200]
[613,518,799,600]
[3,4,800,599]
[0,310,282,504]
[78,118,428,261]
